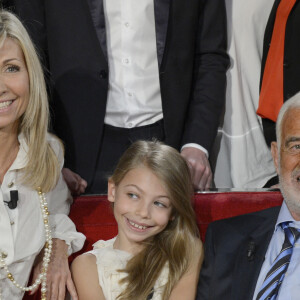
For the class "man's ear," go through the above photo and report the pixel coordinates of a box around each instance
[271,141,279,174]
[107,179,116,203]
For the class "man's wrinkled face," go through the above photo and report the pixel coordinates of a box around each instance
[271,108,300,220]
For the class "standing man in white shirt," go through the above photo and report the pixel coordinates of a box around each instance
[7,0,229,194]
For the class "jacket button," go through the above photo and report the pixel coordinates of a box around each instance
[99,70,108,79]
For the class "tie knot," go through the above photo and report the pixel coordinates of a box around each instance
[280,222,300,246]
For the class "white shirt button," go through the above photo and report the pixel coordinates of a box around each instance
[122,58,130,65]
[128,122,134,128]
[124,22,130,28]
[127,92,133,97]
[7,182,14,188]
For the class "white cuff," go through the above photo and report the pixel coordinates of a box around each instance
[181,143,208,157]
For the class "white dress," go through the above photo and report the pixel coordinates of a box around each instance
[88,237,169,300]
[211,0,277,188]
[0,133,86,299]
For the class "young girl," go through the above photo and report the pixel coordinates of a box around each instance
[71,141,203,300]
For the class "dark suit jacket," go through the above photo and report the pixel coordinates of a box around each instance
[260,0,300,146]
[10,0,228,185]
[197,206,281,300]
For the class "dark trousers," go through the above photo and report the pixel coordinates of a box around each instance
[87,119,165,194]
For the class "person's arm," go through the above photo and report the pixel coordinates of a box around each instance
[62,167,87,196]
[169,239,204,300]
[45,135,86,254]
[181,146,212,191]
[181,0,229,189]
[71,254,106,300]
[31,135,86,299]
[31,239,78,300]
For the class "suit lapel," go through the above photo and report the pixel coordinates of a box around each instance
[85,0,108,60]
[154,0,171,67]
[232,214,278,300]
[85,0,171,65]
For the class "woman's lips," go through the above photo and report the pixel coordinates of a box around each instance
[0,100,13,109]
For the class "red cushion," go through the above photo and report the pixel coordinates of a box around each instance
[194,191,283,241]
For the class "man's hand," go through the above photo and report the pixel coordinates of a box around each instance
[181,147,212,191]
[31,239,78,300]
[62,168,87,196]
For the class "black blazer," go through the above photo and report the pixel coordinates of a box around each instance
[196,206,281,300]
[260,0,300,146]
[10,0,229,184]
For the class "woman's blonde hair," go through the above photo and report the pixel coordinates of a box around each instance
[0,10,61,192]
[110,140,199,300]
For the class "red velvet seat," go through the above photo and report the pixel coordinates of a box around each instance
[23,191,283,299]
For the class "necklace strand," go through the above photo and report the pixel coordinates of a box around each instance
[0,188,52,300]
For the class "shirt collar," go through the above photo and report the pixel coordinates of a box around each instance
[275,200,300,230]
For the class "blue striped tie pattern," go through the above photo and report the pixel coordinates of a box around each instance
[256,222,300,300]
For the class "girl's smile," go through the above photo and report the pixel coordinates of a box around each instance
[108,165,173,254]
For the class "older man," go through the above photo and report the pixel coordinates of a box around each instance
[197,92,300,300]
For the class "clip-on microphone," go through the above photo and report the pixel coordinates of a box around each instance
[247,240,256,261]
[4,190,19,209]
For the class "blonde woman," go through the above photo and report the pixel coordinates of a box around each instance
[72,141,203,300]
[0,10,85,299]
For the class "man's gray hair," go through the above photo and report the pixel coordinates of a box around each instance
[276,92,300,149]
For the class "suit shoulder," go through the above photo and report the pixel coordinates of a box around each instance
[207,206,280,236]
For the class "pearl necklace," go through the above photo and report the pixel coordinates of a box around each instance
[0,188,52,300]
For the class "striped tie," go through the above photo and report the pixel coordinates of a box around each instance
[256,222,300,300]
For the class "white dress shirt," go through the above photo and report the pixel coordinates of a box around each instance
[0,133,85,299]
[102,0,208,156]
[103,0,163,128]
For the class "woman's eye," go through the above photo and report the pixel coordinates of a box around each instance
[5,65,20,73]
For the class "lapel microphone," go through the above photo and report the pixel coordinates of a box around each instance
[4,190,19,209]
[146,288,154,300]
[247,241,256,261]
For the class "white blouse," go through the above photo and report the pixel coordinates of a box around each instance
[0,133,85,299]
[88,237,169,300]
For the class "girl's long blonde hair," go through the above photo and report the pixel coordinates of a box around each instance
[0,10,61,192]
[110,140,199,300]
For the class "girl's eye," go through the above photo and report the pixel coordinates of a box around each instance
[5,65,20,73]
[154,201,167,208]
[127,193,138,199]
